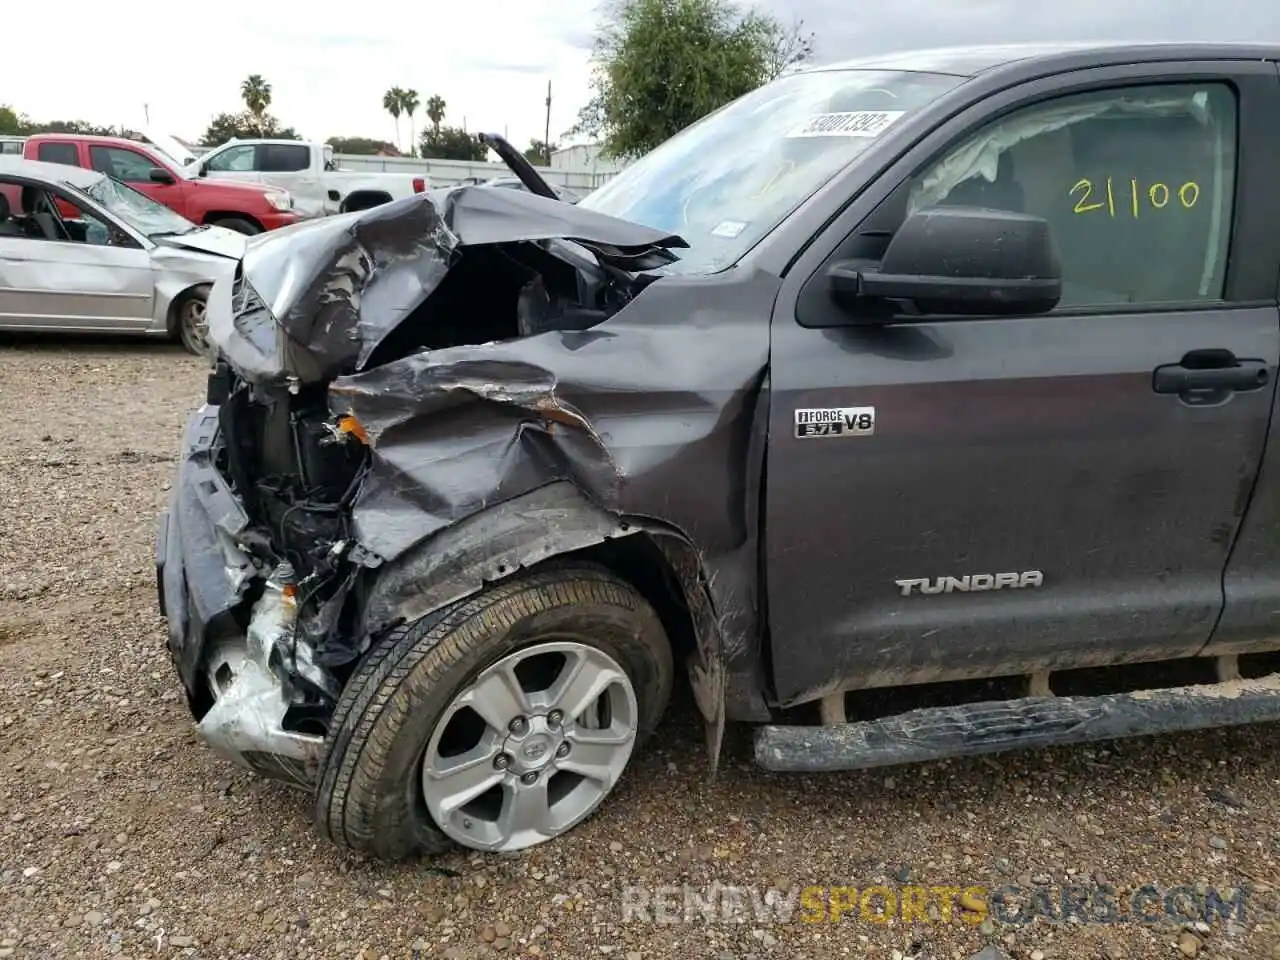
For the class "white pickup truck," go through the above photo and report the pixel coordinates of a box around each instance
[177,139,429,219]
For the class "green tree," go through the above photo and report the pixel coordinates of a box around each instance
[0,105,24,135]
[327,136,398,155]
[523,139,558,166]
[764,17,814,79]
[202,111,299,147]
[401,89,420,158]
[240,74,273,135]
[382,87,404,150]
[34,119,122,137]
[425,94,447,134]
[0,105,145,139]
[419,126,487,161]
[573,0,813,158]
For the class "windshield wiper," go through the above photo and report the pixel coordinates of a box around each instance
[477,132,559,201]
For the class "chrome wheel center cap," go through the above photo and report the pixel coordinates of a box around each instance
[520,734,554,767]
[505,716,561,773]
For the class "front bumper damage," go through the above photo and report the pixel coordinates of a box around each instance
[157,185,779,788]
[197,566,332,789]
[157,408,328,787]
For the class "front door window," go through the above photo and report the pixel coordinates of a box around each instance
[906,83,1238,307]
[207,144,258,172]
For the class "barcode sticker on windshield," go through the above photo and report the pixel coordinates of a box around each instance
[711,220,748,238]
[786,110,907,139]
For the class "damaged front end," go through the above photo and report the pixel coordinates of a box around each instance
[157,183,776,788]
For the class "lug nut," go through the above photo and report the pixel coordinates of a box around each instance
[509,716,528,735]
[556,742,570,758]
[547,710,563,728]
[493,753,511,770]
[520,772,538,785]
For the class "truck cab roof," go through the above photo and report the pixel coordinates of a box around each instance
[24,132,152,149]
[220,138,320,146]
[814,41,1280,79]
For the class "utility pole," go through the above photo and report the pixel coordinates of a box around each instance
[544,80,552,166]
[143,103,150,126]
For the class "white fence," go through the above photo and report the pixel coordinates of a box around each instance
[333,154,620,192]
[185,144,621,192]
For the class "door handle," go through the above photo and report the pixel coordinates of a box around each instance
[1153,351,1269,401]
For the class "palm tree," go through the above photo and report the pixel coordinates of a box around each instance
[425,95,446,134]
[383,87,404,151]
[400,89,420,159]
[240,75,272,135]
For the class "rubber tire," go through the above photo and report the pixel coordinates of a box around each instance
[210,216,262,235]
[313,564,674,861]
[173,289,209,356]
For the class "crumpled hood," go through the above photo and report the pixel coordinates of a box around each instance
[207,185,687,384]
[154,225,247,261]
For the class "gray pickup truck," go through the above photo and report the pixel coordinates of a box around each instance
[157,41,1280,859]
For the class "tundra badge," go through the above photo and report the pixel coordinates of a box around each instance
[794,406,875,439]
[895,572,1045,596]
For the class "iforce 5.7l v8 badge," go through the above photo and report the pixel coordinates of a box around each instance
[794,406,876,439]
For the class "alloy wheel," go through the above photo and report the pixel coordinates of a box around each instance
[420,640,638,852]
[179,296,210,357]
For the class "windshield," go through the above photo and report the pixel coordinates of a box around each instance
[80,176,197,237]
[578,68,965,274]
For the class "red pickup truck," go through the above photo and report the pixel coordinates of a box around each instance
[22,134,302,234]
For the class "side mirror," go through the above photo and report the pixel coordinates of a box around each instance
[149,167,176,185]
[827,207,1062,321]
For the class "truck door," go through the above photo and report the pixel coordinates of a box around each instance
[86,144,189,218]
[198,143,265,187]
[256,142,316,196]
[1205,63,1280,659]
[764,61,1280,706]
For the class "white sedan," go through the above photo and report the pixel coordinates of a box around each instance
[0,156,246,354]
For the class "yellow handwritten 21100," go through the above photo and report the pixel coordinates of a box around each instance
[1070,177,1200,217]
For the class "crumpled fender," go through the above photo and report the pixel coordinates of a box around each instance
[360,481,730,770]
[363,482,628,629]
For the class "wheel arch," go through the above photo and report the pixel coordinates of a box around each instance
[359,481,731,770]
[340,190,393,213]
[159,280,211,338]
[202,211,264,231]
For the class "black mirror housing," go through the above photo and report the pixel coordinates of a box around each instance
[829,206,1063,320]
[149,167,176,184]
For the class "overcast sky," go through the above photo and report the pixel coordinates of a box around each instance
[4,0,1279,150]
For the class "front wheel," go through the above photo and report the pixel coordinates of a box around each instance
[210,216,262,235]
[313,565,673,860]
[174,289,210,356]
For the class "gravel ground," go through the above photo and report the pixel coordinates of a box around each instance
[2,339,1280,960]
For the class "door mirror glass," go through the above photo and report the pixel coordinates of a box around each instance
[828,206,1063,320]
[149,167,175,185]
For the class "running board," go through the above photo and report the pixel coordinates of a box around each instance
[754,673,1280,773]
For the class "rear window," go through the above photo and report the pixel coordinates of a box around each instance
[260,143,310,173]
[36,142,78,166]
